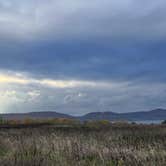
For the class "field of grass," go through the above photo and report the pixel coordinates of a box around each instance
[0,123,166,166]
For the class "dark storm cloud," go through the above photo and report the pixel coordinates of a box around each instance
[0,39,166,83]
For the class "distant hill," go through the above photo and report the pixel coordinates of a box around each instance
[1,109,166,121]
[0,111,74,120]
[79,109,166,121]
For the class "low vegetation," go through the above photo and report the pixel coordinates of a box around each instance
[0,119,166,165]
[162,120,166,124]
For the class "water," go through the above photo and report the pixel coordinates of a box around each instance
[131,120,164,124]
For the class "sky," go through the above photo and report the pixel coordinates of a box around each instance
[0,0,166,115]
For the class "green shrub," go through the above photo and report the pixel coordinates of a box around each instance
[0,117,6,125]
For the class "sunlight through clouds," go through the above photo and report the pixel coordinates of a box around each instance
[0,72,122,89]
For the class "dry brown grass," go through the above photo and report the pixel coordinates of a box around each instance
[0,124,166,166]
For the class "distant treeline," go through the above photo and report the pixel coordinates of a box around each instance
[0,117,120,128]
[0,117,166,127]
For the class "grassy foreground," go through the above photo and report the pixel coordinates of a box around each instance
[0,123,166,166]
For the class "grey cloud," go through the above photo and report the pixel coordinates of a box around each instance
[0,0,166,40]
[0,0,166,114]
[1,79,166,115]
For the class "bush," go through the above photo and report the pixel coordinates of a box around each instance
[0,117,6,125]
[161,120,166,124]
[49,118,80,126]
[84,120,110,128]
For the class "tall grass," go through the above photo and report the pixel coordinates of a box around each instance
[0,124,166,165]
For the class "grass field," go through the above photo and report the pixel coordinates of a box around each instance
[0,123,166,166]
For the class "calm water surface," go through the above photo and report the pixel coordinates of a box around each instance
[131,120,164,124]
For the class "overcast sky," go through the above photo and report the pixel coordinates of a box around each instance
[0,0,166,115]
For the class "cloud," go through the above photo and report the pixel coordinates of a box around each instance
[0,71,166,115]
[1,39,166,83]
[1,0,166,40]
[0,1,166,114]
[0,71,126,89]
[0,0,166,84]
[27,90,40,101]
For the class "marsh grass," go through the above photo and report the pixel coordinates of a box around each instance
[0,124,166,166]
